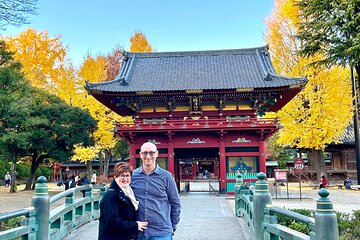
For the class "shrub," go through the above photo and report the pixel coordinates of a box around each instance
[276,209,313,235]
[0,215,24,231]
[277,209,360,239]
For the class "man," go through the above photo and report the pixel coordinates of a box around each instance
[131,142,181,240]
[4,172,11,188]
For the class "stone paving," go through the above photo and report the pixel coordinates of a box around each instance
[63,193,251,240]
[1,182,360,239]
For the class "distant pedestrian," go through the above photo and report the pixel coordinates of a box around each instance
[69,172,76,188]
[63,175,70,190]
[4,172,11,188]
[79,175,91,197]
[319,175,327,189]
[91,171,97,185]
[344,176,353,189]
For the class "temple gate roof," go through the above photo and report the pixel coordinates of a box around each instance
[86,45,306,93]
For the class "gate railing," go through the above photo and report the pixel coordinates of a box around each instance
[0,176,106,240]
[235,172,339,240]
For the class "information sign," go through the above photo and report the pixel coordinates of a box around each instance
[294,158,304,172]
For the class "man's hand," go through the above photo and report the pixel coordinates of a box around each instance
[136,221,148,231]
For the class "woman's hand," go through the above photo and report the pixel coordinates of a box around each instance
[136,221,148,231]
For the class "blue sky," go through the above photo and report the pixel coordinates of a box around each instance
[1,0,274,66]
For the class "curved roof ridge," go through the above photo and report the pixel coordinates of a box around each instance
[127,45,269,58]
[267,72,307,81]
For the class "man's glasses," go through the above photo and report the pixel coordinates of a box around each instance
[140,151,157,156]
[119,174,131,179]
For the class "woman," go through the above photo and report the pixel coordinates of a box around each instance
[320,175,327,189]
[98,162,148,240]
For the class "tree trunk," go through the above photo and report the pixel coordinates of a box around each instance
[308,149,326,182]
[25,155,42,190]
[86,161,92,175]
[103,149,111,180]
[10,160,17,193]
[99,151,104,176]
[355,63,360,95]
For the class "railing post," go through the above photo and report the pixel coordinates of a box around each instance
[32,176,50,240]
[235,173,243,216]
[315,188,339,240]
[253,172,272,240]
[99,183,107,197]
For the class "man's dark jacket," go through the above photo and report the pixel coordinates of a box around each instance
[98,180,138,240]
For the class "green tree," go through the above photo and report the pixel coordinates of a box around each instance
[0,40,31,192]
[0,0,38,29]
[0,42,97,190]
[297,0,360,90]
[113,139,130,160]
[20,90,97,190]
[266,132,296,169]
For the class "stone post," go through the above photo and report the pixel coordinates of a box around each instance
[31,176,50,240]
[253,172,272,240]
[234,173,243,216]
[315,188,339,240]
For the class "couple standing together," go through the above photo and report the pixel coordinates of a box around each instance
[99,142,181,240]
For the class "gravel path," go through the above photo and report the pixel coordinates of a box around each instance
[0,183,64,213]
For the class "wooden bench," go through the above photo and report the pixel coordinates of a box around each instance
[350,185,360,190]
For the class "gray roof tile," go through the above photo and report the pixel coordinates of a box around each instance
[337,123,355,144]
[86,46,306,92]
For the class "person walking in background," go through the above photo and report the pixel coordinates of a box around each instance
[69,172,76,188]
[63,174,70,190]
[91,171,97,185]
[344,176,353,189]
[79,174,91,197]
[131,142,181,240]
[4,172,11,188]
[320,175,327,189]
[98,162,148,240]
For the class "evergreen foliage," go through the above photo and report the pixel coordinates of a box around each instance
[297,0,360,91]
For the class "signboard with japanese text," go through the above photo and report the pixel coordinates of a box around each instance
[274,170,287,180]
[294,158,304,173]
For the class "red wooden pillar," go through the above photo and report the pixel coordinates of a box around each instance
[192,161,197,179]
[129,143,136,168]
[219,132,226,193]
[259,139,266,173]
[168,141,174,175]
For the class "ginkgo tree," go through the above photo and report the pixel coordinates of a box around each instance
[74,54,127,179]
[4,28,67,94]
[130,31,152,52]
[266,0,353,179]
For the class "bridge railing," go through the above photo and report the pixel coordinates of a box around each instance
[0,176,106,240]
[235,172,339,240]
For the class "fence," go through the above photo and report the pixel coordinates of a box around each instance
[235,172,339,240]
[0,176,106,240]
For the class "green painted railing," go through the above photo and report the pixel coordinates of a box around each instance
[226,172,257,179]
[0,176,106,240]
[235,172,339,240]
[227,172,257,192]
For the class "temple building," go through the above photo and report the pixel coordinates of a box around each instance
[86,46,306,193]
